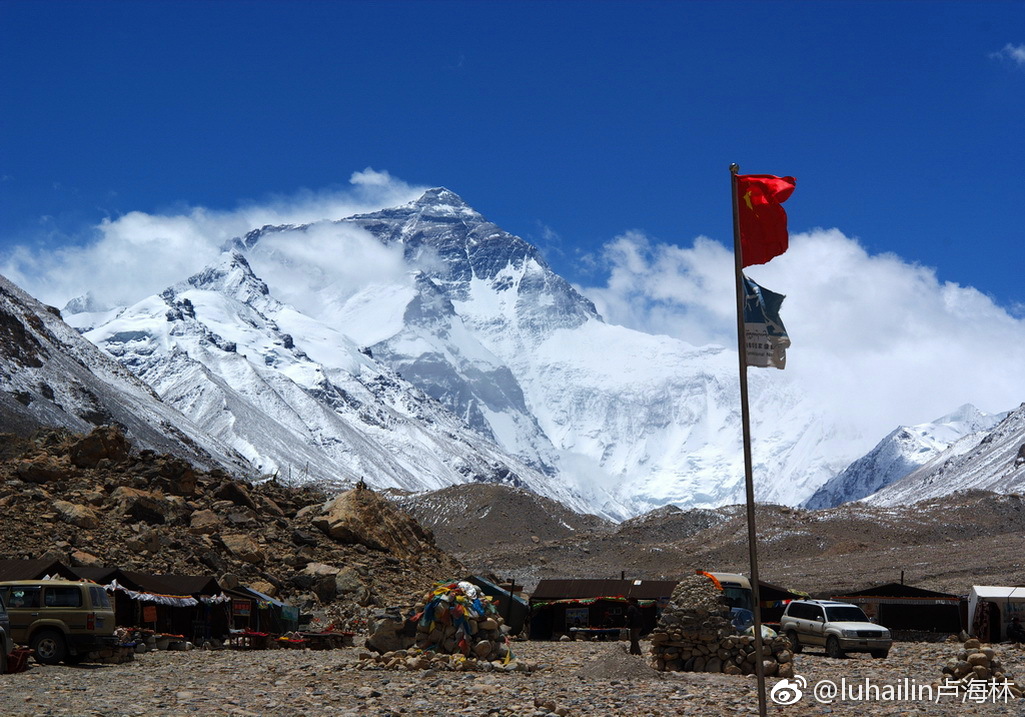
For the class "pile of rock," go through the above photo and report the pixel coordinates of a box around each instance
[940,638,1024,699]
[649,574,794,677]
[411,581,511,661]
[361,581,535,672]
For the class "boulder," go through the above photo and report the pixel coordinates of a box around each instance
[213,481,258,510]
[69,426,130,468]
[312,486,435,559]
[188,509,222,535]
[366,608,416,654]
[53,499,100,529]
[14,455,68,483]
[111,486,189,525]
[70,549,104,567]
[220,533,265,564]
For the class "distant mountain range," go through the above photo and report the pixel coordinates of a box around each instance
[803,404,1007,509]
[2,187,1021,518]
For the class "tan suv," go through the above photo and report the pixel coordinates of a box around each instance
[780,599,891,659]
[0,580,117,664]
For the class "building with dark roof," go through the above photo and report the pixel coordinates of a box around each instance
[829,582,963,634]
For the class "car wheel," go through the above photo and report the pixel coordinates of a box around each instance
[826,636,845,659]
[30,630,67,665]
[870,649,889,659]
[786,630,803,654]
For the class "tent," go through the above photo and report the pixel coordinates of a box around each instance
[969,586,1025,642]
[224,586,299,634]
[71,567,230,641]
[830,582,963,634]
[528,579,676,640]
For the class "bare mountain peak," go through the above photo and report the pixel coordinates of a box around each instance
[413,187,470,208]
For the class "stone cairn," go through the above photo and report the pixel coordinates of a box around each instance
[940,638,1024,699]
[650,574,794,678]
[357,581,535,672]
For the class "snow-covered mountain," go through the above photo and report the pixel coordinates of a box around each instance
[862,403,1025,507]
[802,404,1006,509]
[64,187,1017,518]
[0,272,247,469]
[67,251,600,514]
[151,188,864,515]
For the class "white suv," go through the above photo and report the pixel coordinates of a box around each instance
[780,599,891,659]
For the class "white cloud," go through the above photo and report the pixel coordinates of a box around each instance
[578,228,1025,437]
[349,167,394,187]
[1,170,424,309]
[992,43,1025,67]
[243,220,412,324]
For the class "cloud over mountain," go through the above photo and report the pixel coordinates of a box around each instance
[579,227,1025,441]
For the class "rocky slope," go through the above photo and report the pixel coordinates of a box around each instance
[0,426,461,628]
[0,273,245,471]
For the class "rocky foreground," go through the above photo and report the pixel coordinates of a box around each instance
[0,426,461,628]
[2,640,1023,716]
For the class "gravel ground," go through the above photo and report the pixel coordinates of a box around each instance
[2,640,1024,716]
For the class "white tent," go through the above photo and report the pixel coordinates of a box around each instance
[968,586,1025,641]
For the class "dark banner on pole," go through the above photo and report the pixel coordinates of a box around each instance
[742,275,790,370]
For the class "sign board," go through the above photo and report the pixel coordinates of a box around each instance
[143,605,158,623]
[565,607,589,628]
[233,599,252,617]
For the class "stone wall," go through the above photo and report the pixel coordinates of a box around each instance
[649,574,794,677]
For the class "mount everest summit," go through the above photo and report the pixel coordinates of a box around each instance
[38,187,1021,518]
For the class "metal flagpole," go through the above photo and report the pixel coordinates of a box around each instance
[730,162,768,717]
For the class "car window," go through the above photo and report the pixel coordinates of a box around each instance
[89,586,111,609]
[826,606,869,623]
[7,586,41,608]
[44,586,83,608]
[790,603,812,620]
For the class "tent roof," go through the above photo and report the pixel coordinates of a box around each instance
[531,579,677,601]
[118,571,220,597]
[831,582,961,600]
[69,566,123,584]
[0,559,78,581]
[466,575,527,608]
[971,586,1025,599]
[759,580,807,601]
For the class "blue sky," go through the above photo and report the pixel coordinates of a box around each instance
[3,1,1025,434]
[3,0,1024,311]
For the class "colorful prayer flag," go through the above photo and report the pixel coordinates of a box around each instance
[736,174,796,267]
[743,275,790,369]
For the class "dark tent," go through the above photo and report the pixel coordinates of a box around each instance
[830,582,963,635]
[529,579,677,640]
[69,568,230,641]
[0,559,79,581]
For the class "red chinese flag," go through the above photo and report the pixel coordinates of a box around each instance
[735,174,796,267]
